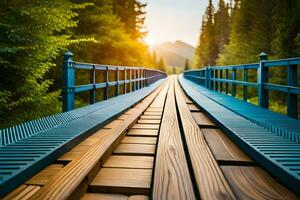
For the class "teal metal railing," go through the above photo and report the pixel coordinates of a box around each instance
[63,51,166,111]
[184,53,300,119]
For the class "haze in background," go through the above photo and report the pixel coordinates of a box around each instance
[141,0,221,46]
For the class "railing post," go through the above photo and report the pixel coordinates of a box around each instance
[104,66,109,100]
[124,68,127,94]
[287,64,298,119]
[219,69,223,92]
[258,52,268,108]
[62,51,75,112]
[225,69,229,94]
[243,67,248,101]
[129,68,132,91]
[232,67,236,97]
[137,68,140,89]
[215,69,218,91]
[206,67,211,89]
[115,67,119,96]
[90,65,96,104]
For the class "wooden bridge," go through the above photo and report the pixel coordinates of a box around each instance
[0,52,299,199]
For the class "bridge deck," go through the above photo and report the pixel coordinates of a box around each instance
[2,76,299,199]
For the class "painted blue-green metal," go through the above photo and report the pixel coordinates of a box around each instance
[62,52,166,112]
[62,51,75,112]
[179,75,300,195]
[184,53,300,119]
[0,76,165,198]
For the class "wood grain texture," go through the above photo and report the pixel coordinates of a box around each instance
[221,166,299,200]
[89,168,152,195]
[26,164,64,185]
[81,193,127,200]
[188,104,201,111]
[104,119,124,129]
[128,195,149,200]
[103,156,154,169]
[191,112,216,128]
[132,124,159,130]
[152,76,195,200]
[28,79,168,200]
[202,129,253,164]
[146,108,163,112]
[127,129,158,137]
[121,137,157,145]
[3,185,41,200]
[175,78,236,200]
[143,112,162,116]
[139,115,161,120]
[114,144,156,156]
[137,119,160,124]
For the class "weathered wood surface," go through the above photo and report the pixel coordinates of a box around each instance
[103,156,154,169]
[152,76,195,200]
[174,79,235,200]
[81,193,148,200]
[114,144,156,156]
[28,80,167,200]
[89,168,152,195]
[132,124,160,130]
[3,185,41,200]
[121,136,157,145]
[221,166,299,200]
[202,128,253,164]
[137,119,160,124]
[26,164,64,185]
[191,112,216,128]
[127,129,158,137]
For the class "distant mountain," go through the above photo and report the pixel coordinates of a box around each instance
[152,40,195,67]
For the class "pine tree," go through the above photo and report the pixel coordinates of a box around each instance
[158,57,166,72]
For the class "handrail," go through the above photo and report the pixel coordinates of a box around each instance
[184,53,300,119]
[62,51,166,112]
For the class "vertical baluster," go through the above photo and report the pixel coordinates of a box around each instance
[258,52,268,108]
[225,69,229,94]
[124,67,127,94]
[104,66,109,100]
[115,67,119,96]
[220,69,223,92]
[62,51,75,112]
[90,64,96,104]
[287,64,298,119]
[243,67,248,101]
[232,67,236,97]
[215,69,218,91]
[129,68,132,92]
[133,69,136,91]
[137,68,140,89]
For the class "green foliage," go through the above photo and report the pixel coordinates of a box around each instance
[0,0,90,127]
[158,57,167,72]
[0,0,150,128]
[184,58,190,71]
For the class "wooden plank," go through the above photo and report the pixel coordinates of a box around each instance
[174,78,235,199]
[118,114,131,120]
[121,137,157,145]
[139,115,161,120]
[29,80,168,200]
[128,195,149,200]
[143,112,162,116]
[3,185,41,200]
[58,130,111,162]
[137,119,160,124]
[26,164,64,185]
[191,112,216,128]
[114,144,156,156]
[221,166,298,200]
[89,168,152,195]
[202,129,253,164]
[153,77,195,200]
[188,104,201,111]
[103,156,154,169]
[132,124,159,130]
[81,193,127,200]
[127,129,158,137]
[146,108,163,112]
[104,119,124,129]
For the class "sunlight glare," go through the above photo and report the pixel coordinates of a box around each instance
[145,34,155,46]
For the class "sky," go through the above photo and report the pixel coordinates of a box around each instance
[141,0,219,47]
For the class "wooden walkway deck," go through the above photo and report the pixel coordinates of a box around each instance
[3,76,299,200]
